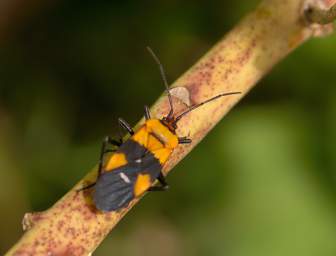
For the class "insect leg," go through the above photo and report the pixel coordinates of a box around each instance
[77,136,118,192]
[148,172,169,191]
[77,182,96,192]
[157,172,169,189]
[178,137,192,144]
[144,105,151,120]
[118,118,135,135]
[98,136,120,177]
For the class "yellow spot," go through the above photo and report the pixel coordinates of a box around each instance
[105,153,127,171]
[152,148,172,165]
[147,134,164,151]
[131,119,178,165]
[131,126,148,147]
[134,174,152,197]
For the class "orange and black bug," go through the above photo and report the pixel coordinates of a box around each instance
[83,48,240,212]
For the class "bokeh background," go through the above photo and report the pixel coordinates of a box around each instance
[1,0,336,255]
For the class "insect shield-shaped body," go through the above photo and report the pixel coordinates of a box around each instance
[86,48,241,212]
[94,118,179,212]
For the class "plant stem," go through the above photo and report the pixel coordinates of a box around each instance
[5,0,336,255]
[306,3,336,24]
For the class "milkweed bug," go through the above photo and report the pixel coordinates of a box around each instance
[81,47,241,212]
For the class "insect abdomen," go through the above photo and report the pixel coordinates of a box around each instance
[93,168,136,211]
[94,139,162,211]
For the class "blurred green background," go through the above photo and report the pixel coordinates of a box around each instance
[1,0,336,255]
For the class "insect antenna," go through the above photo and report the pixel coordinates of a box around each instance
[173,91,241,124]
[146,46,174,118]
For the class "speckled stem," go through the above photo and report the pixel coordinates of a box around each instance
[305,2,336,24]
[5,0,335,255]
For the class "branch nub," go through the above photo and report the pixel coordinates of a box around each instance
[305,4,336,24]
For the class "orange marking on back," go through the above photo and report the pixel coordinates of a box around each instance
[146,119,178,149]
[131,126,148,147]
[131,119,178,165]
[152,148,172,164]
[147,134,164,151]
[134,173,152,197]
[105,153,127,171]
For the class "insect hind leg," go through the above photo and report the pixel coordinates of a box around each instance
[98,136,121,177]
[148,172,169,191]
[77,136,119,192]
[77,182,96,192]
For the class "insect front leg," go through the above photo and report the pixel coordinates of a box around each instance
[178,136,192,144]
[118,118,134,136]
[144,105,151,120]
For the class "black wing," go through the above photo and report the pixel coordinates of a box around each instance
[93,168,138,212]
[94,140,163,212]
